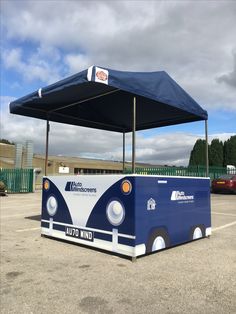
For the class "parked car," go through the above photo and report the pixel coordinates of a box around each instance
[211,175,236,194]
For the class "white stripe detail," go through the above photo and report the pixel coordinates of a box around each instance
[87,66,93,81]
[128,174,210,180]
[205,227,211,236]
[134,244,146,256]
[212,221,236,232]
[118,232,136,239]
[38,88,42,98]
[49,218,53,236]
[41,227,138,257]
[112,228,118,252]
[41,219,136,239]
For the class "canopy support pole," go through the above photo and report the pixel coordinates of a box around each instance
[205,119,209,177]
[122,132,125,173]
[45,119,50,176]
[132,96,136,174]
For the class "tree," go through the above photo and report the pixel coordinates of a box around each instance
[189,136,236,168]
[209,139,223,167]
[223,140,230,166]
[223,136,236,166]
[0,139,14,145]
[189,139,206,166]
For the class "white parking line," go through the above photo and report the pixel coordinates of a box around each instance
[212,221,236,232]
[14,221,236,233]
[1,213,40,219]
[16,227,41,232]
[211,211,236,217]
[212,202,236,206]
[3,203,41,208]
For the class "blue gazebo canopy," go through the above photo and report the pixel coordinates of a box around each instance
[9,65,207,132]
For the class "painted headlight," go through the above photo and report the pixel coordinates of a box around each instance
[106,200,125,226]
[46,196,58,216]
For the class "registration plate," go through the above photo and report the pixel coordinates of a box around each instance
[217,181,225,184]
[65,227,94,242]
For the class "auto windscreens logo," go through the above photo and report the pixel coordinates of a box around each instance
[65,182,97,193]
[171,191,194,203]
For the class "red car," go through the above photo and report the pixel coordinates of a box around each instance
[211,174,236,194]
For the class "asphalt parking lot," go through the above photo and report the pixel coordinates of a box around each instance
[1,192,236,314]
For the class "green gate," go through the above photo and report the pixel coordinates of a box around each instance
[0,169,34,193]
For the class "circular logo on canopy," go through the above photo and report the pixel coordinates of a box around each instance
[96,71,108,81]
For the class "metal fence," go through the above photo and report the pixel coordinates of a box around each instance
[125,165,234,179]
[0,169,34,193]
[0,166,234,193]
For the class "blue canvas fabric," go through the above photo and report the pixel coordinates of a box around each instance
[9,66,207,132]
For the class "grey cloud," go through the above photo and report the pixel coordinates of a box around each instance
[217,53,236,89]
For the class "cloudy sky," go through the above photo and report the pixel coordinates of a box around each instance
[1,0,236,166]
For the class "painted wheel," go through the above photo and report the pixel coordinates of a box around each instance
[152,236,166,251]
[190,225,205,240]
[146,228,170,253]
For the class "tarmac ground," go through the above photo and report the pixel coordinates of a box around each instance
[0,191,236,314]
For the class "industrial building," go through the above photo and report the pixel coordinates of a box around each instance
[0,142,153,189]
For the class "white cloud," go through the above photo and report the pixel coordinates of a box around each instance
[64,54,92,75]
[2,48,22,69]
[1,1,236,111]
[0,96,45,147]
[2,47,62,84]
[208,133,236,143]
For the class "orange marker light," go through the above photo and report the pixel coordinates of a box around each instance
[44,180,50,190]
[121,180,132,194]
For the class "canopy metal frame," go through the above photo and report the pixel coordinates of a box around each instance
[44,95,209,177]
[45,119,50,176]
[132,96,136,173]
[122,132,125,172]
[205,119,209,177]
[43,95,137,175]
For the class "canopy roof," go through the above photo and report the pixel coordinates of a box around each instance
[10,65,207,133]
